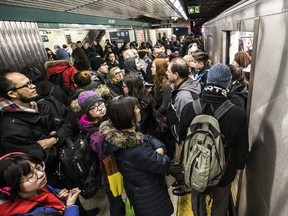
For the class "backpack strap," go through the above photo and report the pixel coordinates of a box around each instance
[214,100,235,120]
[49,85,55,95]
[192,98,202,115]
[86,127,99,138]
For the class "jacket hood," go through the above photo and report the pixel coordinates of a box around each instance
[123,56,138,74]
[77,114,93,132]
[177,77,201,95]
[100,120,143,149]
[44,60,73,69]
[229,82,248,96]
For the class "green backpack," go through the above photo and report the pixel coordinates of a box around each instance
[182,100,234,192]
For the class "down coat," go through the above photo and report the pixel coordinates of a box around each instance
[45,60,77,92]
[100,120,174,216]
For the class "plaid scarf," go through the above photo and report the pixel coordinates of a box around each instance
[0,97,38,113]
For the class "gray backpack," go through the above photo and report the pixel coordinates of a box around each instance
[182,100,234,192]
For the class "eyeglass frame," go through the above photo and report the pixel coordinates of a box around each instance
[114,71,123,76]
[89,101,105,112]
[20,162,46,184]
[9,80,34,91]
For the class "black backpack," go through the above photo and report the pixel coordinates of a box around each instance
[37,87,68,119]
[48,72,71,96]
[56,129,100,199]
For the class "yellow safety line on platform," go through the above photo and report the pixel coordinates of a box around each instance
[177,193,193,216]
[177,194,212,216]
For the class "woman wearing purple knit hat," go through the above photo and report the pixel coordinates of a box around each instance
[76,90,125,216]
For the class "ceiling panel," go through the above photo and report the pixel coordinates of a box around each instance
[0,0,243,26]
[0,0,182,22]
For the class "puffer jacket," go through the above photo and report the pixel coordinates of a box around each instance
[45,60,77,92]
[100,121,174,216]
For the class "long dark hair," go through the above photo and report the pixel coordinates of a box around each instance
[123,74,153,109]
[107,96,139,130]
[228,64,249,86]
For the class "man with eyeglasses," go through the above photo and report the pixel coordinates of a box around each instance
[0,71,73,187]
[91,56,112,86]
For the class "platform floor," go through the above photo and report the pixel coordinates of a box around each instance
[79,184,193,216]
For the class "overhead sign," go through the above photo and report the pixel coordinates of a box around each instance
[109,31,130,43]
[188,6,200,14]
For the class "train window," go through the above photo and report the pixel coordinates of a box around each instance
[229,31,253,73]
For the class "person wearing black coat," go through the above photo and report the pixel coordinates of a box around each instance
[21,66,69,107]
[71,42,90,71]
[100,96,174,216]
[178,64,249,216]
[227,64,249,112]
[90,40,104,58]
[0,71,73,188]
[123,74,154,134]
[123,56,146,80]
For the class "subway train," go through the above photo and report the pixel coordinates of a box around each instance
[202,0,288,215]
[0,0,287,215]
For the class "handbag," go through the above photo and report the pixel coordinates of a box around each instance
[152,109,168,132]
[103,155,125,197]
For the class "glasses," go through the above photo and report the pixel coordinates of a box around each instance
[114,71,123,76]
[89,101,105,112]
[9,80,33,91]
[20,162,45,184]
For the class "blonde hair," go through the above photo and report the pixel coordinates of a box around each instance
[109,67,122,84]
[183,55,193,63]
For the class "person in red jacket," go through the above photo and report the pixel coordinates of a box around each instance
[45,60,77,95]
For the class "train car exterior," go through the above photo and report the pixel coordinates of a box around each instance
[203,0,288,215]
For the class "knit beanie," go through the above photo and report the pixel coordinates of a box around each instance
[207,63,231,88]
[91,57,105,71]
[78,90,103,114]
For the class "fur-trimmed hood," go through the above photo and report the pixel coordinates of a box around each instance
[100,120,143,149]
[44,60,73,69]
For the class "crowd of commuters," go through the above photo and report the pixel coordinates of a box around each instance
[0,33,250,216]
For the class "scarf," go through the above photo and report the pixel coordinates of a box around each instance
[0,187,65,215]
[0,97,38,113]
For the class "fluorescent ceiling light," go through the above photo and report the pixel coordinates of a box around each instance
[168,0,188,20]
[174,1,180,9]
